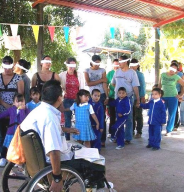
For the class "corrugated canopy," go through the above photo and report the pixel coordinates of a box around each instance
[31,0,184,27]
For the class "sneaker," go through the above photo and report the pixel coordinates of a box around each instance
[0,158,7,167]
[116,146,124,150]
[134,133,141,138]
[109,138,115,143]
[152,147,160,151]
[146,145,152,148]
[107,134,111,138]
[173,128,178,131]
[124,140,131,145]
[165,132,171,136]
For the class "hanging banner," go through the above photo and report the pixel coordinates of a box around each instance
[4,35,22,50]
[119,27,124,41]
[0,24,2,37]
[110,27,115,39]
[76,26,87,49]
[10,24,18,36]
[63,26,69,43]
[48,26,55,42]
[32,25,40,44]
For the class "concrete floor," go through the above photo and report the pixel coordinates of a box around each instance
[1,112,184,192]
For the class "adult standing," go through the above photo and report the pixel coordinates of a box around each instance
[84,55,108,147]
[0,56,24,154]
[106,59,119,136]
[31,55,60,92]
[158,62,184,136]
[112,55,140,144]
[59,57,85,140]
[13,59,31,103]
[129,59,146,138]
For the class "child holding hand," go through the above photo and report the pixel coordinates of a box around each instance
[0,93,30,166]
[66,89,99,148]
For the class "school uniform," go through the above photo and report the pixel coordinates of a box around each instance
[89,99,104,151]
[140,99,166,149]
[26,100,41,111]
[109,96,131,147]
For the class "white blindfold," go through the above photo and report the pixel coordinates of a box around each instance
[64,62,76,68]
[2,63,13,69]
[119,59,130,63]
[91,60,101,66]
[41,60,52,64]
[169,67,177,72]
[15,64,29,72]
[129,63,139,67]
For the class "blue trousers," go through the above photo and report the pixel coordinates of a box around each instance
[148,124,162,149]
[91,126,102,151]
[63,98,75,140]
[162,97,178,133]
[112,117,127,147]
[124,96,133,141]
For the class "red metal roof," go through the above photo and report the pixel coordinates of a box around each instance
[31,0,184,27]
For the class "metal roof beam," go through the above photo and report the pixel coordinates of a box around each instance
[136,0,184,13]
[32,0,47,8]
[43,0,158,23]
[153,13,184,27]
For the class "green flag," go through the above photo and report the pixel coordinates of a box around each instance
[0,24,2,37]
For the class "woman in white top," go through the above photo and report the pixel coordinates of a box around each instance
[59,57,84,140]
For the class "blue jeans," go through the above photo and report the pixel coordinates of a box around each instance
[162,97,178,133]
[124,96,134,141]
[63,98,75,140]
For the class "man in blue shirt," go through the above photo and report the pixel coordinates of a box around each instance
[129,59,146,138]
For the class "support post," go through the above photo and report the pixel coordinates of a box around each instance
[36,4,44,72]
[155,28,160,84]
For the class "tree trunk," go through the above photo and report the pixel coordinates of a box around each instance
[13,50,21,63]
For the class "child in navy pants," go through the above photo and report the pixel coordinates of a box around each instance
[140,88,166,150]
[109,87,131,150]
[89,89,104,151]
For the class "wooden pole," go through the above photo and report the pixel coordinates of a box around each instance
[36,4,44,72]
[155,28,160,84]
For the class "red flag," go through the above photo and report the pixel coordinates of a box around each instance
[48,26,55,42]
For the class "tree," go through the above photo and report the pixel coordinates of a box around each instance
[0,1,83,73]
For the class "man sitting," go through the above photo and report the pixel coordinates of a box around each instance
[21,80,79,192]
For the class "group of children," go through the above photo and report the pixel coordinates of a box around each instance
[0,87,41,166]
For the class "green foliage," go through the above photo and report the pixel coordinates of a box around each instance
[0,1,83,73]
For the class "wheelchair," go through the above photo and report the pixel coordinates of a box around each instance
[1,129,110,192]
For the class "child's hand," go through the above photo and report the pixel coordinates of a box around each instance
[96,124,99,130]
[70,128,80,135]
[100,129,103,133]
[118,113,123,117]
[18,104,25,109]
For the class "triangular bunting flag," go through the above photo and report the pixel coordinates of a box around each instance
[10,24,18,36]
[48,26,55,42]
[0,24,2,37]
[32,25,40,44]
[110,27,115,39]
[63,26,69,43]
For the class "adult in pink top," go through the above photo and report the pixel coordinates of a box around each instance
[59,57,84,140]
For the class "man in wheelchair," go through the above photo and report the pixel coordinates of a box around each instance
[20,80,109,192]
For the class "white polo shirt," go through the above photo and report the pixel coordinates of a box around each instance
[21,102,72,161]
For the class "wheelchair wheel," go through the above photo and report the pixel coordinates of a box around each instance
[1,161,29,192]
[26,164,86,192]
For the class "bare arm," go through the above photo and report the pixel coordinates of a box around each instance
[84,72,106,86]
[102,72,108,97]
[48,150,63,192]
[133,86,140,107]
[91,113,99,130]
[54,73,61,83]
[0,99,11,109]
[31,73,37,87]
[17,80,24,94]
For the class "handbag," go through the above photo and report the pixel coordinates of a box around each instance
[6,125,26,164]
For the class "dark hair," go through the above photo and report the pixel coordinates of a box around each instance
[30,87,40,95]
[118,87,126,92]
[90,55,101,67]
[2,56,13,64]
[161,90,164,97]
[152,88,162,95]
[13,93,24,102]
[18,59,31,73]
[130,58,138,63]
[171,60,178,64]
[76,89,90,106]
[170,62,178,69]
[92,89,101,95]
[152,84,158,89]
[113,59,119,63]
[119,55,130,65]
[42,55,51,60]
[41,80,62,105]
[66,57,77,77]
